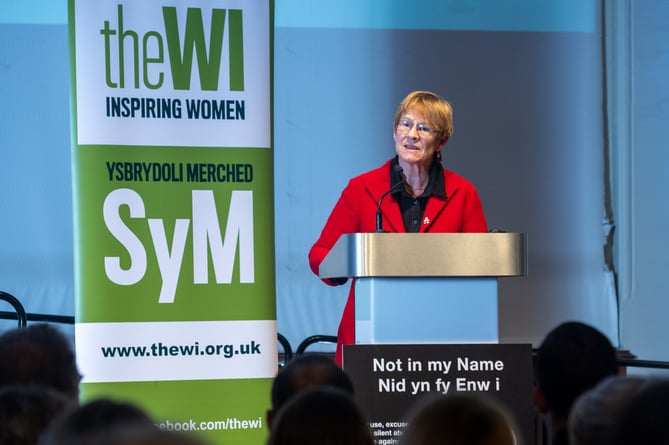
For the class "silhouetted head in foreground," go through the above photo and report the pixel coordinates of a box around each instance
[268,353,354,426]
[398,393,519,445]
[268,386,372,445]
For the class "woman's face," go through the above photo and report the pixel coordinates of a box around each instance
[393,110,444,169]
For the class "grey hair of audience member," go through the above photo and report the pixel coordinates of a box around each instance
[568,375,649,445]
[614,377,669,445]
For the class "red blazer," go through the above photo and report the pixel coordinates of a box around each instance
[309,159,488,364]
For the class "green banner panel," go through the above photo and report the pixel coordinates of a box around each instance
[69,2,276,444]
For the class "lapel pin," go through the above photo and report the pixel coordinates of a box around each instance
[423,217,430,225]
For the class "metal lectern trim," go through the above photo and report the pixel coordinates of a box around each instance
[318,232,527,278]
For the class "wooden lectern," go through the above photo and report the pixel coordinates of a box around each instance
[319,233,527,345]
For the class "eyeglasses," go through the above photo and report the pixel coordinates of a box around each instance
[397,119,437,137]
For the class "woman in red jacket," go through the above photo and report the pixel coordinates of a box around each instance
[309,91,488,365]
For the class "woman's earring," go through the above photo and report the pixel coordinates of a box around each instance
[435,150,442,161]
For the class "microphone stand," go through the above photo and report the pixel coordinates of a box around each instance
[374,165,406,233]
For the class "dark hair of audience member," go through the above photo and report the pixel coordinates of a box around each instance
[0,323,81,400]
[398,393,519,445]
[534,321,618,419]
[614,377,669,445]
[568,375,648,445]
[0,384,75,445]
[267,386,373,445]
[38,397,157,445]
[268,353,354,425]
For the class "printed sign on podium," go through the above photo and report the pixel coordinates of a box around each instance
[343,343,534,445]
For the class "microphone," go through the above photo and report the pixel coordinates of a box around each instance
[374,164,406,233]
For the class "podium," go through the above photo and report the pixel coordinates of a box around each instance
[319,233,527,344]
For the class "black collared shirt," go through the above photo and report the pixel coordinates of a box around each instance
[390,156,447,232]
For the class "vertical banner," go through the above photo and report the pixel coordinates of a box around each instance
[68,1,276,444]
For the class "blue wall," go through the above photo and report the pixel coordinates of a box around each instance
[2,1,636,359]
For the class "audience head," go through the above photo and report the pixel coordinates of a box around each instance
[0,384,75,445]
[0,323,81,400]
[398,393,519,445]
[614,377,669,445]
[533,321,618,421]
[269,353,354,425]
[569,375,648,445]
[267,386,373,445]
[38,397,157,445]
